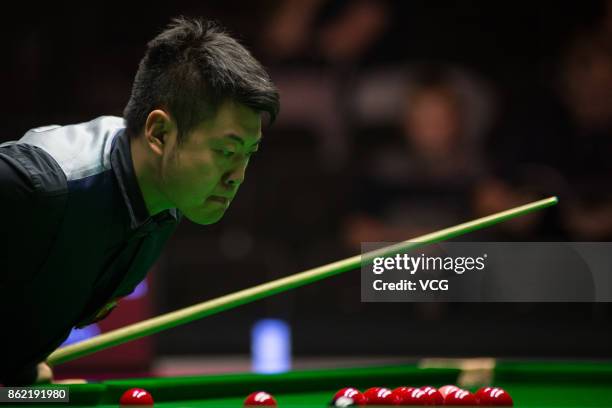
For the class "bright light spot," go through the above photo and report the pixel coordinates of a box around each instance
[251,319,291,374]
[61,324,101,346]
[126,280,148,300]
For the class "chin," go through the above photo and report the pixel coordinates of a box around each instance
[184,209,226,225]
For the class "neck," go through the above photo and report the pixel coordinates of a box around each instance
[130,133,172,216]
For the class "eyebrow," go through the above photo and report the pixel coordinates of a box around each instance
[226,133,261,147]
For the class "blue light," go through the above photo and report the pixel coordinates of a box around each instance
[251,319,291,374]
[126,280,148,300]
[61,324,101,346]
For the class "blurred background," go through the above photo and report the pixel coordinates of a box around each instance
[2,0,612,379]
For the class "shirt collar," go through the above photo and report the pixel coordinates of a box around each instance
[111,129,179,230]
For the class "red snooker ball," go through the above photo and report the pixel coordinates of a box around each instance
[391,386,415,404]
[438,385,460,398]
[363,387,399,405]
[475,387,513,406]
[443,389,477,405]
[243,391,277,406]
[331,387,367,406]
[119,388,154,406]
[393,387,443,406]
[420,386,444,405]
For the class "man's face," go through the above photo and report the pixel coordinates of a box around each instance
[159,101,262,224]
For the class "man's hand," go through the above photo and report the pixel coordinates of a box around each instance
[36,362,87,384]
[34,362,53,384]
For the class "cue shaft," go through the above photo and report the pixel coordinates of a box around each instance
[47,196,558,366]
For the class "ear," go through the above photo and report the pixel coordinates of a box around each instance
[143,110,176,156]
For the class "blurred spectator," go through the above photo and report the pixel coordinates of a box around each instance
[259,0,392,169]
[559,30,612,239]
[260,0,390,67]
[477,24,612,240]
[344,67,490,247]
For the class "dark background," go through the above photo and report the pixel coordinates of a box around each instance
[3,0,612,361]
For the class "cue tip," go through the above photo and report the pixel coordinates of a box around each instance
[548,196,559,205]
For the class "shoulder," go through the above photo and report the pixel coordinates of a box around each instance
[16,116,125,181]
[0,142,66,197]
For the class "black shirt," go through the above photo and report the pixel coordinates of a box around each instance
[0,116,180,384]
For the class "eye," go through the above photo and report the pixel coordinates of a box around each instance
[215,149,235,158]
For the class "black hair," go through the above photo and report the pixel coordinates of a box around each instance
[124,17,280,139]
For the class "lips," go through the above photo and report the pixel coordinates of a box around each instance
[207,195,230,205]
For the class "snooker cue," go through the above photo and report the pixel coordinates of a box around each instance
[47,196,558,366]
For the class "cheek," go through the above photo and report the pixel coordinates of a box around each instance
[161,155,223,199]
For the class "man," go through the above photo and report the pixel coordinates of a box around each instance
[0,17,279,385]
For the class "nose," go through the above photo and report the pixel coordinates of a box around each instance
[224,161,247,188]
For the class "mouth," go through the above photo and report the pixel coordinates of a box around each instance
[206,195,231,206]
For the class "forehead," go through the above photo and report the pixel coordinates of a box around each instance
[204,100,262,140]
